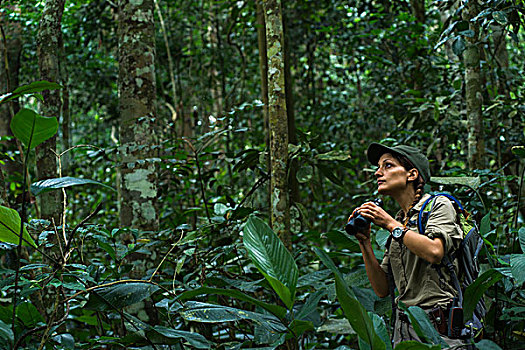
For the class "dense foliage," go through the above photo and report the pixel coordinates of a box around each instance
[0,0,524,349]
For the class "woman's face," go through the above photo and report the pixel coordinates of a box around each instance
[374,153,413,195]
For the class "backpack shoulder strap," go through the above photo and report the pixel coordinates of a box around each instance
[417,193,464,235]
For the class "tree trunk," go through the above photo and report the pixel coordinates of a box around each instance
[282,5,300,208]
[256,1,271,209]
[36,0,66,329]
[462,2,484,170]
[263,0,291,251]
[118,0,158,232]
[410,0,425,23]
[0,6,23,200]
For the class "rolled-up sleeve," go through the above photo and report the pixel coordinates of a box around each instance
[423,197,463,254]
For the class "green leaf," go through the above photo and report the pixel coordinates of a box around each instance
[430,176,480,190]
[370,313,392,350]
[148,326,212,349]
[180,301,286,333]
[84,282,160,311]
[176,286,287,319]
[510,254,525,285]
[243,216,298,309]
[492,11,508,25]
[314,247,384,350]
[452,36,466,56]
[463,269,503,322]
[0,206,37,247]
[51,334,75,349]
[404,306,447,346]
[31,176,115,196]
[324,229,360,252]
[475,339,503,350]
[0,81,62,104]
[511,146,525,158]
[316,150,351,161]
[16,302,45,328]
[394,341,442,350]
[0,319,13,350]
[519,227,525,253]
[296,165,314,183]
[10,108,58,150]
[288,319,315,338]
[295,289,325,320]
[480,212,491,237]
[335,278,385,350]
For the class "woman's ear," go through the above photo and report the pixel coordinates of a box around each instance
[407,168,419,182]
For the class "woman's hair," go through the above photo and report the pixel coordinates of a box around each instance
[393,153,425,222]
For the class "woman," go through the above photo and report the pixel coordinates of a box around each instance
[349,143,466,347]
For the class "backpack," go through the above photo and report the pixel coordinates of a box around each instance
[418,193,486,340]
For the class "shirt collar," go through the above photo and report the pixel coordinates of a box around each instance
[395,193,432,222]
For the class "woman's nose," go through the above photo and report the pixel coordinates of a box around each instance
[375,168,381,177]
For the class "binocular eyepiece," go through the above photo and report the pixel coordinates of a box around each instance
[345,198,383,236]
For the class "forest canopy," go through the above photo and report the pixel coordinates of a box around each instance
[0,0,524,349]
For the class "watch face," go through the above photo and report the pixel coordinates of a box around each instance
[392,227,403,239]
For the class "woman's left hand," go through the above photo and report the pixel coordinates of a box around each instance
[357,201,400,232]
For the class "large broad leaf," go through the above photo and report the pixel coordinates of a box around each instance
[519,227,525,253]
[394,341,442,350]
[242,216,298,309]
[0,206,36,247]
[84,282,160,311]
[180,301,287,333]
[31,177,115,196]
[0,319,13,350]
[403,306,447,347]
[430,176,480,190]
[10,108,58,150]
[463,269,503,322]
[0,81,62,104]
[511,146,525,158]
[176,286,287,319]
[475,339,503,350]
[314,247,385,350]
[148,326,212,349]
[510,254,525,285]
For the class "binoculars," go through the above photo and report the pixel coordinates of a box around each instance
[345,198,383,236]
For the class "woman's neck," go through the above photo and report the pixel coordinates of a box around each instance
[392,187,417,216]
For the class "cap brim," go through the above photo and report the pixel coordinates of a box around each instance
[367,143,398,166]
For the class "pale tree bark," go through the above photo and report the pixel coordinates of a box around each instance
[263,0,291,252]
[118,0,158,232]
[282,5,299,209]
[462,1,485,170]
[36,0,65,328]
[256,1,271,208]
[37,0,64,223]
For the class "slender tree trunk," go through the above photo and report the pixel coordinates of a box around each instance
[462,1,484,170]
[118,0,158,231]
[282,5,300,209]
[36,0,65,328]
[263,0,291,252]
[256,1,271,209]
[410,0,425,23]
[0,7,22,199]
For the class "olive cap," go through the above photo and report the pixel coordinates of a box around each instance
[367,143,431,183]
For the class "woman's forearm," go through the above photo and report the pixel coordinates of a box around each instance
[359,239,389,298]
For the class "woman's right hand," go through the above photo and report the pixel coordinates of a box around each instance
[347,206,371,244]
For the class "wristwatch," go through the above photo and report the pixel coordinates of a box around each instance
[391,226,407,242]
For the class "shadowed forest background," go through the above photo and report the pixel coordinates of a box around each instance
[0,0,524,349]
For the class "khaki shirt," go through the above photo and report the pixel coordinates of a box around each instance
[380,194,463,309]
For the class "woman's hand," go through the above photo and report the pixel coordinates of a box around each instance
[355,201,400,233]
[347,207,371,244]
